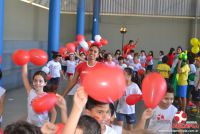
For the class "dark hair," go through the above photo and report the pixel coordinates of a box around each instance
[105,53,112,59]
[149,51,153,57]
[0,69,2,80]
[168,48,175,55]
[33,71,49,92]
[162,56,168,64]
[118,56,124,61]
[86,97,108,110]
[124,67,132,76]
[187,51,195,64]
[114,49,121,56]
[130,50,135,53]
[167,83,174,94]
[177,46,183,52]
[52,54,60,59]
[109,103,115,117]
[33,71,47,82]
[141,50,145,53]
[4,121,42,134]
[129,40,134,44]
[77,115,101,134]
[160,51,164,55]
[90,44,101,54]
[124,67,138,83]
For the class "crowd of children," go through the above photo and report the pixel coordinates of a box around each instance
[0,40,200,134]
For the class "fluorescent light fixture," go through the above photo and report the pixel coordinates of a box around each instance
[32,2,49,10]
[20,0,31,4]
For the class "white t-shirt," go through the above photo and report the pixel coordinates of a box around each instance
[195,68,200,89]
[139,55,146,64]
[148,105,178,134]
[104,125,117,134]
[189,64,196,85]
[0,87,6,123]
[0,86,6,98]
[27,89,49,127]
[66,60,76,74]
[111,125,122,134]
[104,61,116,67]
[119,64,127,70]
[46,60,61,78]
[129,62,144,72]
[116,82,142,114]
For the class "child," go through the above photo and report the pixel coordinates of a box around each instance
[0,69,5,127]
[22,64,57,127]
[104,53,116,67]
[85,97,117,134]
[158,50,164,64]
[157,56,171,82]
[116,67,142,130]
[64,53,77,81]
[177,58,190,112]
[148,84,178,134]
[118,56,127,69]
[192,57,200,117]
[46,51,63,93]
[187,55,196,107]
[146,51,154,72]
[139,50,146,65]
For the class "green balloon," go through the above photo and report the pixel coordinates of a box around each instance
[182,54,187,61]
[188,73,195,81]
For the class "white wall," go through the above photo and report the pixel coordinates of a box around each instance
[3,0,199,89]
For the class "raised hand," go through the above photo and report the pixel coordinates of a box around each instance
[73,86,88,111]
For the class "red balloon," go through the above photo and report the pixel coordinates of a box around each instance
[0,128,3,134]
[87,41,92,47]
[126,94,142,105]
[12,49,30,66]
[100,38,108,46]
[0,56,2,64]
[47,74,52,80]
[82,65,126,103]
[138,69,145,75]
[94,41,102,48]
[123,54,127,58]
[66,43,76,53]
[141,63,146,68]
[59,47,67,56]
[29,49,48,66]
[146,55,152,63]
[73,41,80,47]
[76,34,85,42]
[32,93,57,113]
[142,72,167,108]
[55,123,64,134]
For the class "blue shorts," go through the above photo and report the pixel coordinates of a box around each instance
[177,85,187,98]
[116,113,136,124]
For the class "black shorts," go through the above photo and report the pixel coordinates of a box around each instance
[146,65,153,71]
[191,89,200,102]
[49,77,60,85]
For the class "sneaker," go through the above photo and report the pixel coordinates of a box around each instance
[188,101,195,106]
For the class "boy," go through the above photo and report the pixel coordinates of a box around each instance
[46,51,63,93]
[157,56,171,82]
[148,84,178,134]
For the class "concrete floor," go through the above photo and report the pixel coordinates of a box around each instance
[2,78,199,133]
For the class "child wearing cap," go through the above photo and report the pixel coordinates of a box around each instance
[46,51,63,93]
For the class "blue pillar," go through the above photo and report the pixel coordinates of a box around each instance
[76,0,85,35]
[0,0,4,69]
[48,0,61,59]
[92,0,100,40]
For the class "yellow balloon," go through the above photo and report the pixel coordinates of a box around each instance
[191,46,200,54]
[190,38,199,47]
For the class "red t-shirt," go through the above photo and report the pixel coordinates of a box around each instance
[76,62,103,83]
[123,44,136,54]
[167,54,175,67]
